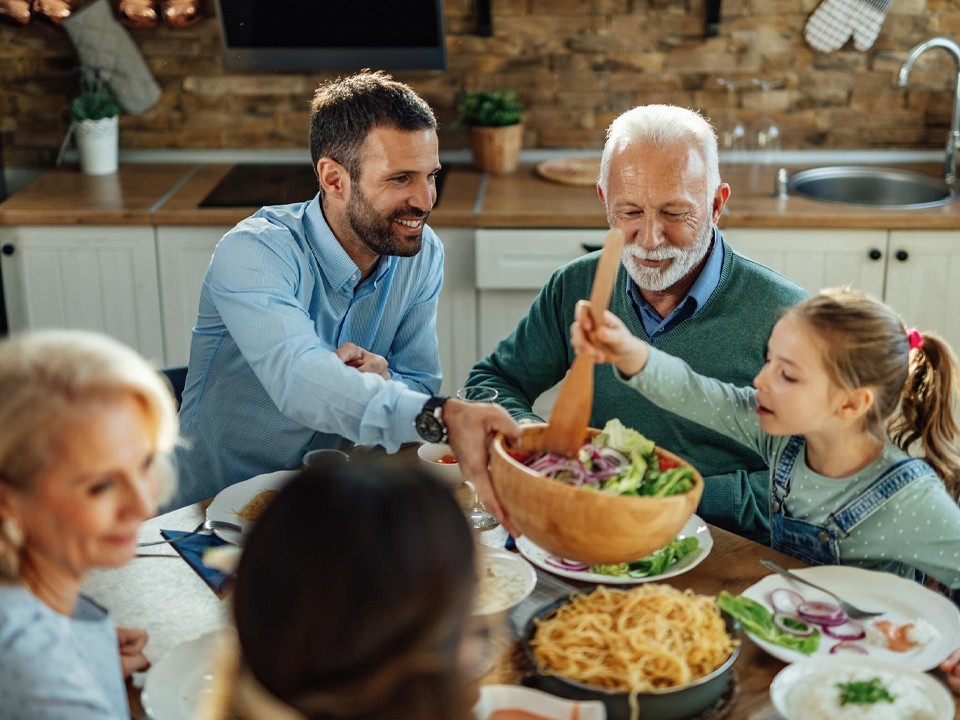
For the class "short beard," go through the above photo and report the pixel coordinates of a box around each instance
[621,220,713,292]
[346,183,426,258]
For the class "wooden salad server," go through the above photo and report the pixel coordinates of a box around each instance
[540,227,625,457]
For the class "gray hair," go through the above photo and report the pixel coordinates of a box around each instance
[598,104,721,200]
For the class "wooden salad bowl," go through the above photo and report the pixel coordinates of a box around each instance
[490,423,703,565]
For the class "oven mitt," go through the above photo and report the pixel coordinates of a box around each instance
[804,0,892,53]
[62,0,161,114]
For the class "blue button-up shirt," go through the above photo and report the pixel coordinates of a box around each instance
[628,229,725,339]
[168,196,443,509]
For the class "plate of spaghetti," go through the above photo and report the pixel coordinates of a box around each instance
[524,585,740,720]
[516,514,713,584]
[205,469,297,544]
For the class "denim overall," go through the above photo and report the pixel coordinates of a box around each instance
[771,435,929,568]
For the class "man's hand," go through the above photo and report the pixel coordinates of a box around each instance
[940,648,960,694]
[443,398,521,537]
[335,342,390,380]
[117,626,150,678]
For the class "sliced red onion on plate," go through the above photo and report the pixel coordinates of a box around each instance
[797,600,848,627]
[769,588,804,616]
[829,640,868,654]
[822,619,865,641]
[773,612,816,637]
[544,555,589,572]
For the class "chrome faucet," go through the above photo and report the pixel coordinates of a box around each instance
[898,37,960,186]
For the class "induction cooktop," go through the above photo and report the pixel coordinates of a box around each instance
[199,163,450,208]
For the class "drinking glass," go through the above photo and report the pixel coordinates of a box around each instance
[456,386,500,531]
[752,79,782,164]
[716,78,747,162]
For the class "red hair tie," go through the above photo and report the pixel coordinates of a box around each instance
[907,328,924,351]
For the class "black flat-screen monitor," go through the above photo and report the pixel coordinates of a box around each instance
[214,1,447,73]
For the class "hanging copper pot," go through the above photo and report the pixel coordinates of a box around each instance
[0,0,32,24]
[160,0,201,28]
[117,0,158,27]
[31,0,75,24]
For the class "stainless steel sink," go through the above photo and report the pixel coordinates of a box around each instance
[787,166,959,209]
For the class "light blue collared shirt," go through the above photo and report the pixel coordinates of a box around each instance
[628,229,725,339]
[169,196,443,509]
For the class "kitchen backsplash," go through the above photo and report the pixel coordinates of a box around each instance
[3,0,959,166]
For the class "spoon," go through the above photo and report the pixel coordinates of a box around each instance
[541,228,625,457]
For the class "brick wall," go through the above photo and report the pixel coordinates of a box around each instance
[3,0,960,166]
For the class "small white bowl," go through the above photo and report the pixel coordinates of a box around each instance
[770,654,954,720]
[473,684,606,720]
[417,442,464,487]
[472,548,537,616]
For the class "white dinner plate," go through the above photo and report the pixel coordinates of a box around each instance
[205,469,298,544]
[741,565,960,671]
[769,654,954,720]
[516,514,713,584]
[141,631,221,720]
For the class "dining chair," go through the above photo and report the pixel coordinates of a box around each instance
[159,365,188,409]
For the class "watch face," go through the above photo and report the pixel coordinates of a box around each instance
[416,411,445,443]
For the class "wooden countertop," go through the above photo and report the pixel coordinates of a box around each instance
[5,161,960,230]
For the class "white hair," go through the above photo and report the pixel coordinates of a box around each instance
[598,104,721,200]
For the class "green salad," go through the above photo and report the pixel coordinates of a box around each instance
[591,536,700,578]
[717,590,821,655]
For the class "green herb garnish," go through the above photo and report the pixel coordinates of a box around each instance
[837,678,896,705]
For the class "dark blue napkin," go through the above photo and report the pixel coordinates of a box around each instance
[160,529,233,597]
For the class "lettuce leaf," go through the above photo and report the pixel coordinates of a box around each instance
[717,590,820,655]
[591,536,699,578]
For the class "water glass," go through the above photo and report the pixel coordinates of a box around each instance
[456,386,501,532]
[456,386,499,403]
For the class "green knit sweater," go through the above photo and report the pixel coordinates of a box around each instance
[467,239,808,543]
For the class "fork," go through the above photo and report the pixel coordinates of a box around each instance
[136,519,242,548]
[760,559,884,620]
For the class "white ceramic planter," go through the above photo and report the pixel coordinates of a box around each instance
[76,116,118,175]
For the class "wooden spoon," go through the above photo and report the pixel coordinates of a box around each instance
[541,228,625,457]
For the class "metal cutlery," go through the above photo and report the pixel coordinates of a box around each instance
[136,518,242,548]
[761,558,884,620]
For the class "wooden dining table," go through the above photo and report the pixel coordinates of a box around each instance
[82,492,960,720]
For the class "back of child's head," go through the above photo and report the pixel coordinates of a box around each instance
[786,287,960,495]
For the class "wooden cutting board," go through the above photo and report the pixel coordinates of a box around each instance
[536,156,602,187]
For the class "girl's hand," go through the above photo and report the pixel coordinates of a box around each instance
[940,648,960,694]
[571,300,648,376]
[117,626,150,678]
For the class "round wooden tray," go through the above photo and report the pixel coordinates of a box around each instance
[535,156,602,186]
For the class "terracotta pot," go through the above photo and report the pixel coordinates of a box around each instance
[468,123,523,174]
[489,423,703,565]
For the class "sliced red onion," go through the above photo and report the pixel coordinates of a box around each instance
[773,612,816,637]
[544,555,589,572]
[769,588,804,616]
[822,619,866,641]
[797,600,848,627]
[830,641,868,655]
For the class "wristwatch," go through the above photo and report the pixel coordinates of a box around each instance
[415,395,449,443]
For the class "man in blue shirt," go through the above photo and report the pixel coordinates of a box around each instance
[171,71,518,512]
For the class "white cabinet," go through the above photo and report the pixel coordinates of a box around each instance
[0,226,164,363]
[476,229,607,417]
[155,226,226,367]
[433,228,477,395]
[725,228,960,356]
[885,231,960,352]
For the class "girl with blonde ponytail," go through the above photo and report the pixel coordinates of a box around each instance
[572,286,960,589]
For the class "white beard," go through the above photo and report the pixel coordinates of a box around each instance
[621,222,713,292]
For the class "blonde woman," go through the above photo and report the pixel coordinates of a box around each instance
[0,330,178,719]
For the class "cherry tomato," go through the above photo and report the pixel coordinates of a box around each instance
[506,450,530,462]
[659,456,680,471]
[434,454,458,464]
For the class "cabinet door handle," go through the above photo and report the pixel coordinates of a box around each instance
[1,244,14,256]
[868,248,882,261]
[581,243,602,253]
[895,249,909,262]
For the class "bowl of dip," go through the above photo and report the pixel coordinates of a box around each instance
[770,654,954,720]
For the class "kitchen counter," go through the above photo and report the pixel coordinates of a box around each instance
[4,161,960,229]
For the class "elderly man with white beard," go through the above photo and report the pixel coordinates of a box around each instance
[466,104,807,544]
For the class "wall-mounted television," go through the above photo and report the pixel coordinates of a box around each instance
[213,0,447,73]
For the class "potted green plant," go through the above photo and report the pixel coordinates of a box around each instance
[458,89,524,174]
[70,68,120,175]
